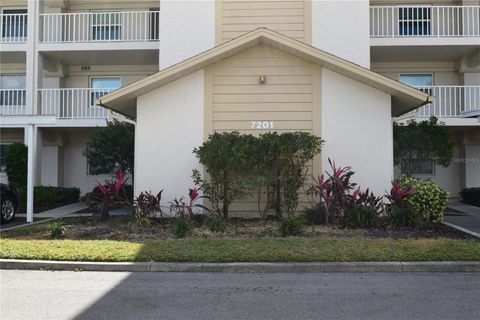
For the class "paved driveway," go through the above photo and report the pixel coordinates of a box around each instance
[445,200,480,237]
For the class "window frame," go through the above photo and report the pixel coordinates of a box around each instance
[89,76,121,107]
[399,73,434,95]
[85,143,117,176]
[0,74,27,106]
[400,158,436,176]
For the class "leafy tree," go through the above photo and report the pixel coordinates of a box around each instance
[393,117,454,175]
[6,143,28,190]
[83,119,134,179]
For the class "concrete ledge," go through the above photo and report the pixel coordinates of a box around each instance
[1,259,479,273]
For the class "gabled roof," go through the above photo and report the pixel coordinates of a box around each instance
[98,28,433,118]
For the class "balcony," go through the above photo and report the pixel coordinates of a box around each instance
[0,13,28,49]
[38,88,116,119]
[0,89,27,115]
[39,11,159,44]
[404,86,480,123]
[370,6,480,38]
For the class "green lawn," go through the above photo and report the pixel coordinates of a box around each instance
[1,237,479,262]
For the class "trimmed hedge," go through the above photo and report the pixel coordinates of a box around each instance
[34,186,80,208]
[460,188,480,207]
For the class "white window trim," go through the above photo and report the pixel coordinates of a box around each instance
[89,75,121,107]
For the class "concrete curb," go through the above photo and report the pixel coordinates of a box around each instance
[1,259,479,273]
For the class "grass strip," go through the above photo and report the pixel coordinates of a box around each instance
[1,237,479,262]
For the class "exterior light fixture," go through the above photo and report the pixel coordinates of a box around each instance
[258,75,266,84]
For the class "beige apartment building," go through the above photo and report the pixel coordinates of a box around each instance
[0,1,479,220]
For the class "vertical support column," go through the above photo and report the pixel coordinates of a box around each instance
[26,124,37,223]
[25,1,38,114]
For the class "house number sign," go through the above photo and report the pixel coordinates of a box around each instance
[251,121,274,129]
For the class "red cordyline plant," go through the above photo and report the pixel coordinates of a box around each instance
[350,187,384,213]
[170,187,208,220]
[386,181,414,209]
[96,170,127,220]
[313,158,357,224]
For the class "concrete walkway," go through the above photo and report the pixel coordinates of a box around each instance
[16,202,89,219]
[1,202,91,231]
[443,199,480,238]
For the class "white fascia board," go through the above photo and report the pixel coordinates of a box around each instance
[0,115,57,126]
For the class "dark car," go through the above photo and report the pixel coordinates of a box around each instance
[1,183,19,223]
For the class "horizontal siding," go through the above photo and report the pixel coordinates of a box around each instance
[209,44,317,216]
[220,0,306,42]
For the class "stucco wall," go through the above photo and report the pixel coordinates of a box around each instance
[135,70,205,203]
[312,0,370,68]
[321,68,393,196]
[159,1,216,69]
[61,132,111,194]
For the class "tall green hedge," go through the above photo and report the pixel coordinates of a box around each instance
[460,188,480,207]
[193,131,323,218]
[6,143,28,190]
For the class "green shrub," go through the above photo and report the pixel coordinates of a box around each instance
[302,206,325,225]
[204,215,227,232]
[397,175,448,224]
[173,218,194,238]
[389,206,421,228]
[49,222,65,239]
[343,206,379,228]
[6,143,27,190]
[193,131,323,219]
[35,186,80,208]
[278,216,304,237]
[460,188,480,207]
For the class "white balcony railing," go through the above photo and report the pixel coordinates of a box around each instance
[409,86,480,118]
[39,88,114,119]
[0,89,27,115]
[0,13,28,43]
[371,6,480,37]
[39,11,160,43]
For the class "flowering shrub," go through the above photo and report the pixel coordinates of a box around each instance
[386,181,414,209]
[312,158,357,223]
[134,190,163,227]
[169,188,208,221]
[385,181,419,228]
[96,171,127,220]
[397,175,448,224]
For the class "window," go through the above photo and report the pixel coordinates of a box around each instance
[399,7,432,36]
[0,74,26,106]
[91,11,121,41]
[0,144,10,173]
[1,9,27,39]
[401,158,435,175]
[86,144,117,175]
[90,77,121,106]
[399,74,433,94]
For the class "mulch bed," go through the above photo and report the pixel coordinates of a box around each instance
[6,215,476,241]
